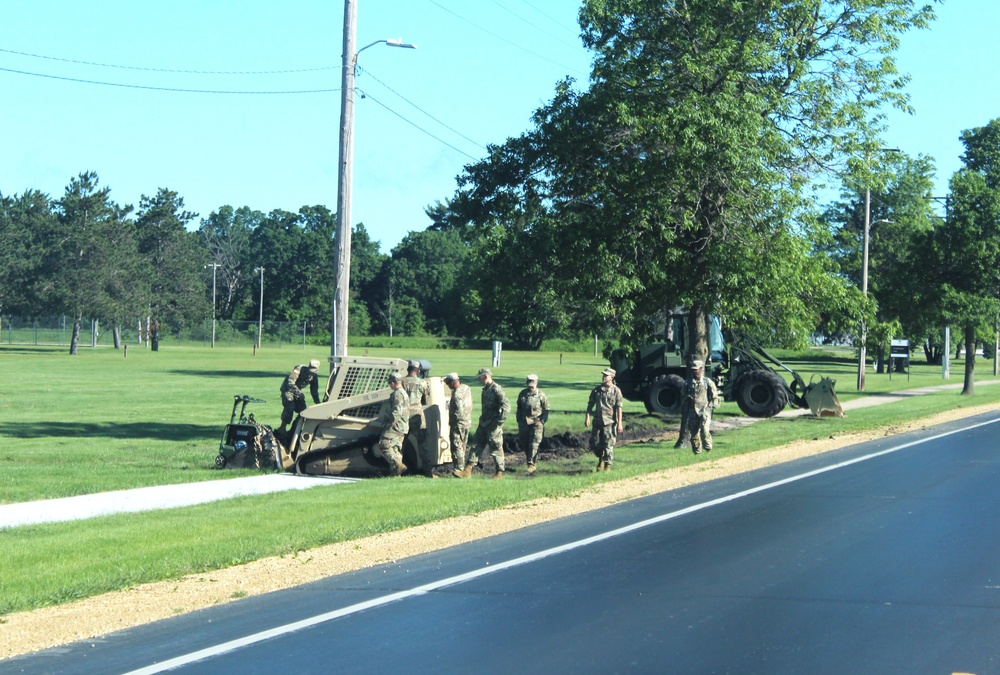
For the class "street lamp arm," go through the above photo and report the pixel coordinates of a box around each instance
[355,38,417,64]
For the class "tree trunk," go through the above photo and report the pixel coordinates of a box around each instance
[113,325,122,349]
[962,321,975,396]
[687,303,709,364]
[150,319,160,352]
[70,315,81,355]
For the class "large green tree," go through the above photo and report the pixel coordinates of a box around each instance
[374,229,469,337]
[459,0,934,356]
[135,189,206,347]
[0,190,54,317]
[929,119,1000,395]
[44,172,136,354]
[198,206,264,320]
[820,153,938,365]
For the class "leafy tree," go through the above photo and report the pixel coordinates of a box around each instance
[459,214,574,349]
[198,206,264,320]
[459,0,935,358]
[351,223,387,334]
[929,119,1000,394]
[0,190,54,317]
[819,154,938,365]
[135,189,206,345]
[248,205,337,327]
[43,172,136,354]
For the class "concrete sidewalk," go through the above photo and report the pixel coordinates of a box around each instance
[0,474,356,529]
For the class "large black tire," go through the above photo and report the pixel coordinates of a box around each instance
[734,370,788,418]
[646,374,686,415]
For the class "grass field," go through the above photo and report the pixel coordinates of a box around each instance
[2,342,999,616]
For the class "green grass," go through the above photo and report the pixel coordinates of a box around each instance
[1,342,999,616]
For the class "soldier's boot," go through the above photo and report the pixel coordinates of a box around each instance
[452,465,467,478]
[596,460,606,472]
[492,470,504,480]
[526,464,536,475]
[692,443,702,455]
[457,464,474,478]
[390,459,406,476]
[603,462,612,472]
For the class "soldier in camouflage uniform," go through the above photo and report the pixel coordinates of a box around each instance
[278,358,322,434]
[458,367,510,479]
[585,368,624,471]
[401,359,433,477]
[685,359,719,454]
[445,373,474,478]
[376,371,409,476]
[516,374,549,475]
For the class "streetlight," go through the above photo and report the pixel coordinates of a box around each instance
[332,1,416,358]
[205,262,220,348]
[254,266,264,351]
[857,147,899,391]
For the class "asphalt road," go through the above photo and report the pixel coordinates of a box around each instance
[6,412,1000,675]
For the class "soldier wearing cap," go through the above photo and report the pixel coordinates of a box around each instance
[375,371,409,476]
[458,367,510,479]
[685,359,719,454]
[585,367,624,471]
[516,374,549,474]
[444,372,474,477]
[278,358,323,434]
[402,359,433,477]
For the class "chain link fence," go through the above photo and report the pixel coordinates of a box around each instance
[1,316,316,349]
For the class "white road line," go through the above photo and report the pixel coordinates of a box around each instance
[124,415,1000,675]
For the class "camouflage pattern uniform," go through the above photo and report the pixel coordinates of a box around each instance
[402,361,431,472]
[685,365,719,454]
[471,370,510,473]
[377,383,410,475]
[280,360,321,428]
[587,375,624,468]
[516,377,549,468]
[448,380,474,471]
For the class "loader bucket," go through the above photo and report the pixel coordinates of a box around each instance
[803,375,845,417]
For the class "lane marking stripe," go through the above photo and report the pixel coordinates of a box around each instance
[125,415,1000,674]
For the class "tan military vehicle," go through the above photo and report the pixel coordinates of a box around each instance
[277,355,453,477]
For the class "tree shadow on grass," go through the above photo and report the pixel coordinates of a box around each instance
[171,369,280,379]
[0,421,219,442]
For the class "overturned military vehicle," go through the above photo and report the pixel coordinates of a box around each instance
[217,356,452,477]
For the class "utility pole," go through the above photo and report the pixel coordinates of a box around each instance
[205,262,221,348]
[331,0,415,359]
[254,266,264,351]
[332,0,357,359]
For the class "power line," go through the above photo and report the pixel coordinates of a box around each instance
[514,0,580,35]
[0,46,335,75]
[488,0,581,50]
[359,67,485,150]
[358,89,480,161]
[0,65,339,94]
[425,0,587,77]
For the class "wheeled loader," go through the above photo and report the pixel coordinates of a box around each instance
[611,314,844,419]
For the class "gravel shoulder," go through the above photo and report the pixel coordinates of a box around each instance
[2,402,997,659]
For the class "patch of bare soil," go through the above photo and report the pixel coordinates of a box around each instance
[2,403,996,659]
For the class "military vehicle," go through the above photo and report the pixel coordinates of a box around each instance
[218,355,452,477]
[610,313,843,418]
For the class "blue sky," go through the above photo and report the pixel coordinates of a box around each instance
[0,1,994,251]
